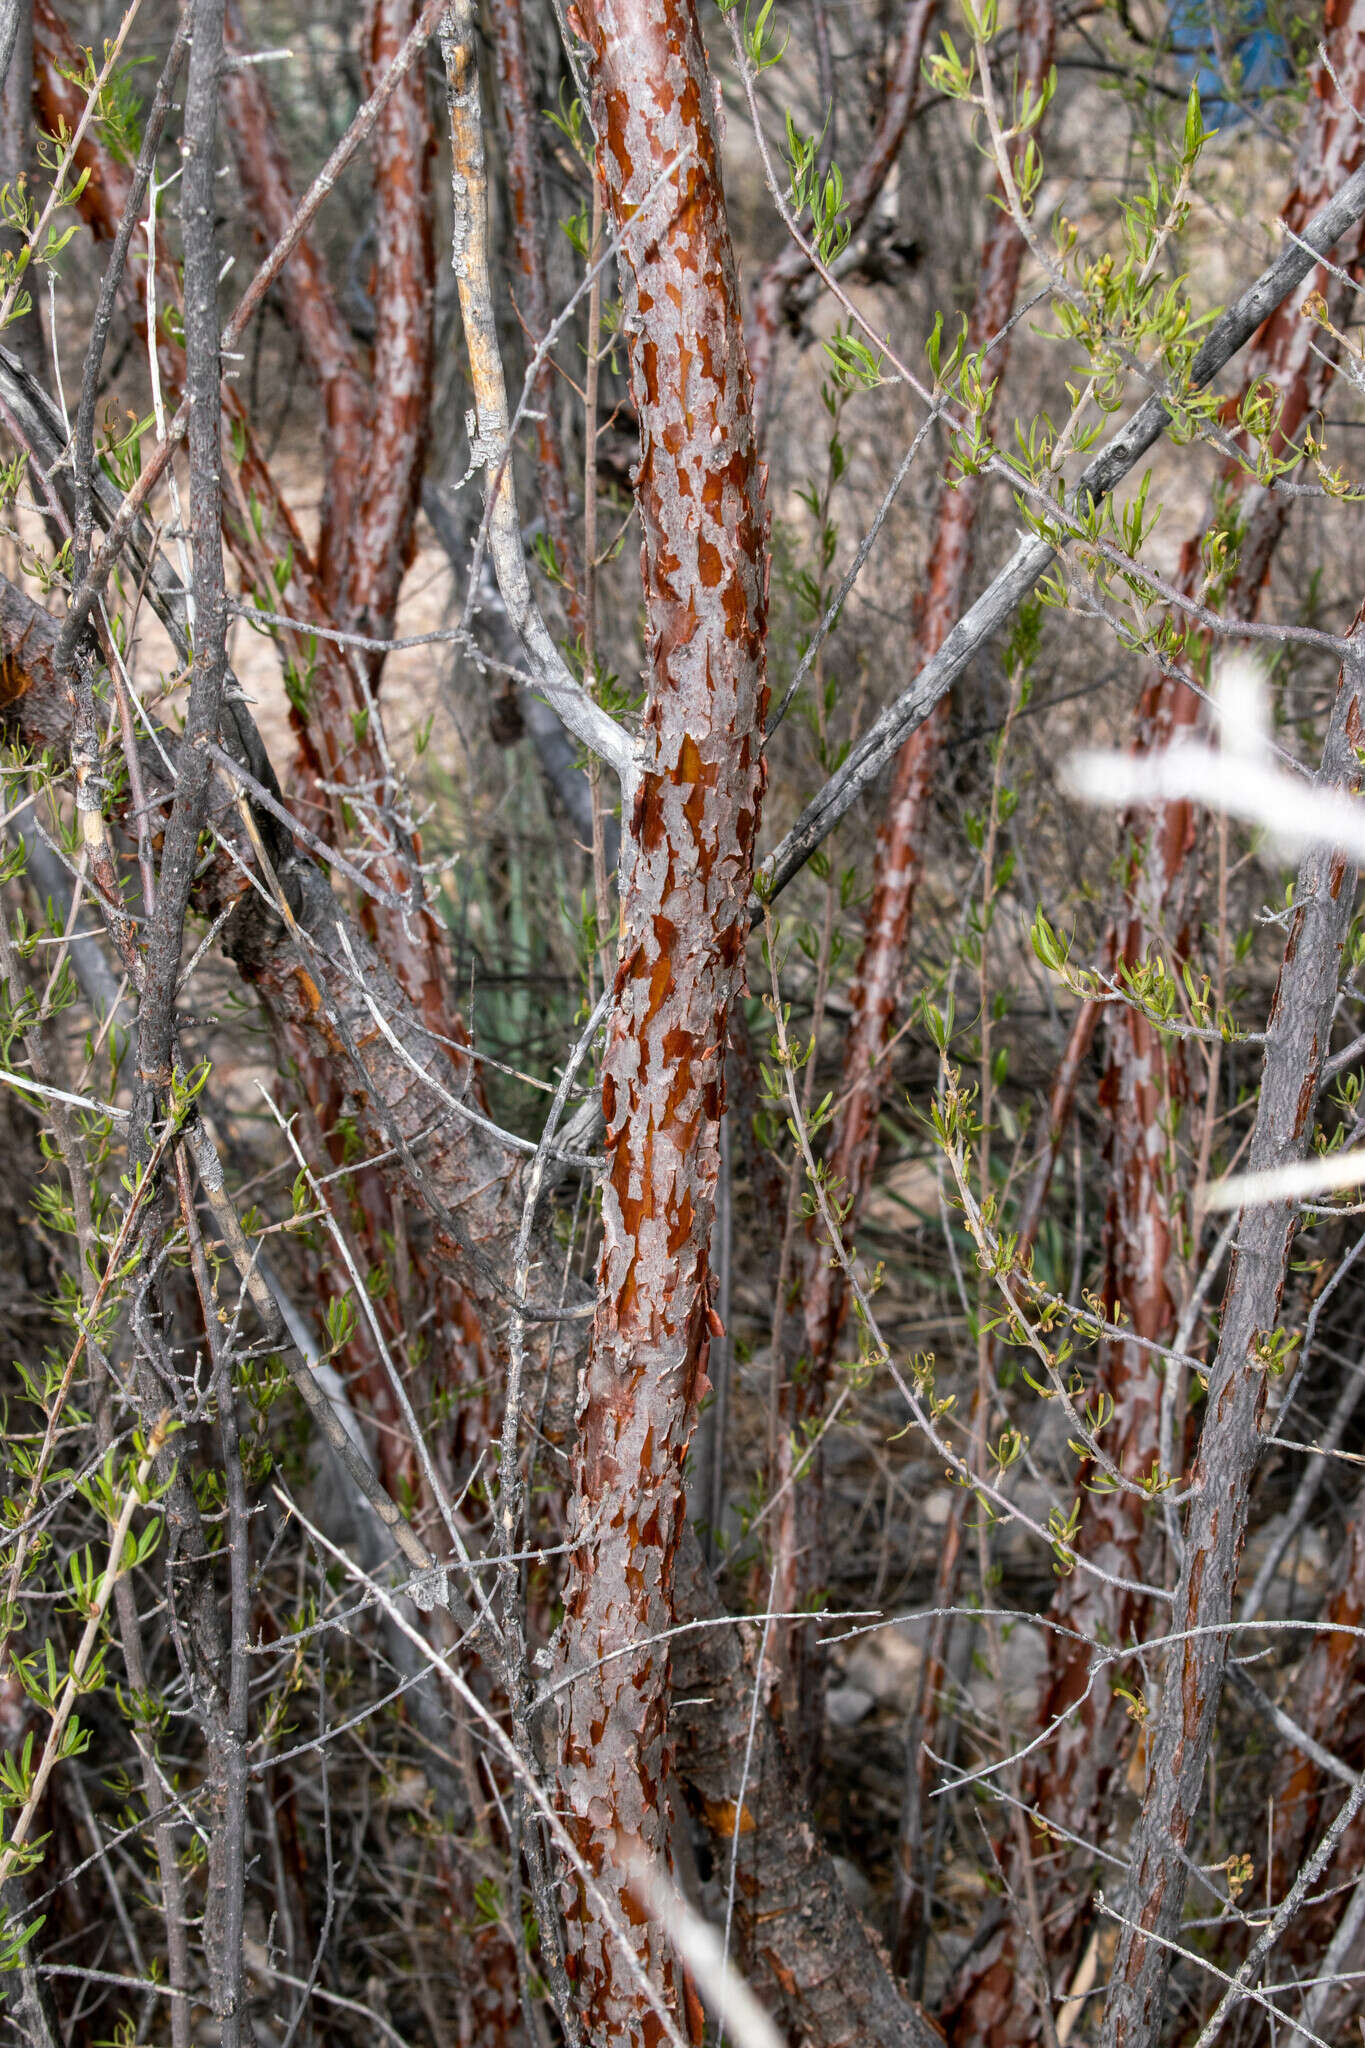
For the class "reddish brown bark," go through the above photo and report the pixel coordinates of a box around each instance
[219,1,445,1024]
[33,0,484,1559]
[767,0,1057,1767]
[1207,0,1365,608]
[339,0,436,666]
[223,0,434,659]
[551,2,769,2038]
[1095,0,1365,1762]
[220,0,372,607]
[224,2,451,1361]
[671,1535,947,2048]
[32,0,313,613]
[0,559,521,1446]
[1014,993,1102,1258]
[36,0,452,1031]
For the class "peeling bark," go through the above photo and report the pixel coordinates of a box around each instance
[11,12,1365,2021]
[0,400,953,2043]
[220,0,371,606]
[0,516,933,2048]
[223,0,435,658]
[549,3,769,2037]
[671,1530,946,2048]
[340,0,436,667]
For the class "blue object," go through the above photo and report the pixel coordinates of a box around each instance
[1166,0,1294,120]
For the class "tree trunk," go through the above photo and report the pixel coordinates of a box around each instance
[547,3,769,2039]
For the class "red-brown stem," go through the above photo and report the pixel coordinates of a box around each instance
[553,3,769,2038]
[220,0,372,609]
[0,551,944,2048]
[36,0,455,1027]
[1014,992,1102,1258]
[340,0,436,669]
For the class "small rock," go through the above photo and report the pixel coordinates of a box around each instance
[1241,1519,1329,1616]
[863,1155,940,1231]
[839,1624,923,1707]
[999,1619,1048,1696]
[967,1619,1049,1714]
[826,1683,875,1728]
